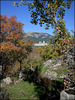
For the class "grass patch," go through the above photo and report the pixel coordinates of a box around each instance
[4,81,39,100]
[42,66,50,73]
[56,67,68,76]
[55,78,63,83]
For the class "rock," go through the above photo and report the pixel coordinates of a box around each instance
[14,79,22,85]
[3,77,12,85]
[53,63,61,68]
[43,60,52,67]
[1,82,6,87]
[43,57,62,68]
[19,72,22,79]
[0,65,2,78]
[60,88,75,100]
[59,74,66,78]
[44,70,57,80]
[0,65,2,72]
[53,67,57,70]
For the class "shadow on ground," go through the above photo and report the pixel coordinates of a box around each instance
[23,67,64,100]
[34,78,64,100]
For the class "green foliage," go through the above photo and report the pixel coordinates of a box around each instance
[14,0,73,29]
[53,20,71,43]
[40,45,59,61]
[22,51,42,70]
[56,68,68,76]
[50,19,71,56]
[50,52,59,59]
[23,62,43,83]
[55,78,63,83]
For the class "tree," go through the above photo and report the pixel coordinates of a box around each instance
[0,14,33,78]
[40,45,59,61]
[63,37,75,69]
[13,0,72,58]
[52,20,71,55]
[22,47,42,70]
[13,0,73,58]
[13,0,72,30]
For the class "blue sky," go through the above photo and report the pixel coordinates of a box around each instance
[1,0,74,36]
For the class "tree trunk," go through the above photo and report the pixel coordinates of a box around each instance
[19,60,22,79]
[30,61,32,69]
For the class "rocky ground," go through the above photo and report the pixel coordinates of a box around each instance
[42,57,69,80]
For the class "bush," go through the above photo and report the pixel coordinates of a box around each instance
[40,45,59,61]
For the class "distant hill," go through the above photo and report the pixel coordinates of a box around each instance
[24,32,52,43]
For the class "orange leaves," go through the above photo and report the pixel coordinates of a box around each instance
[1,14,24,35]
[5,33,13,40]
[1,42,13,52]
[14,33,21,40]
[26,38,33,46]
[56,37,71,55]
[0,35,2,38]
[65,52,67,54]
[18,39,25,47]
[0,14,25,53]
[0,41,22,53]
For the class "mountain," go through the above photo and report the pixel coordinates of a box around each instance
[24,32,52,43]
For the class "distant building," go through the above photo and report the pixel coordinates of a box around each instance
[39,41,42,44]
[34,41,48,46]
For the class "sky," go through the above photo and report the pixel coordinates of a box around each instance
[1,0,74,36]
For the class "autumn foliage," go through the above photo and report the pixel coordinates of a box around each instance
[0,14,25,52]
[0,14,33,77]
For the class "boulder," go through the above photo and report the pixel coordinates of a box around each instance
[53,63,61,68]
[0,65,2,78]
[43,60,52,67]
[43,70,57,80]
[60,88,75,100]
[19,72,22,79]
[59,74,66,78]
[43,57,62,68]
[14,79,22,85]
[3,77,12,85]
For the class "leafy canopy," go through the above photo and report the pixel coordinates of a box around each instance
[13,0,73,29]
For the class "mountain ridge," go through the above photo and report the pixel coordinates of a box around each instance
[24,32,52,43]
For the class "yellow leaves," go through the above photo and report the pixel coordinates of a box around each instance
[48,3,50,8]
[62,50,65,52]
[13,61,20,73]
[72,44,75,46]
